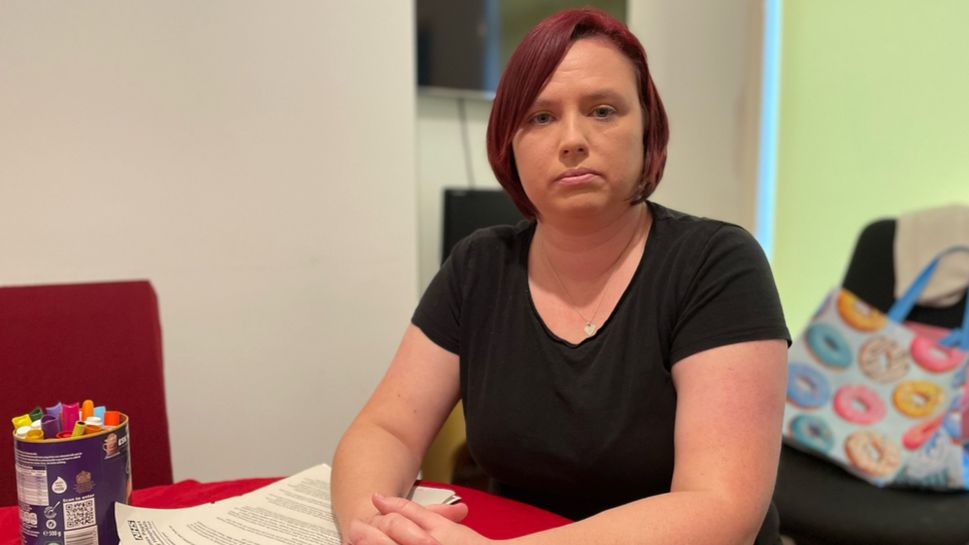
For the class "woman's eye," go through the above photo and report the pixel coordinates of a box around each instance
[592,106,616,119]
[529,112,553,125]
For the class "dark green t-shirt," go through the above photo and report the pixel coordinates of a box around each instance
[412,201,790,542]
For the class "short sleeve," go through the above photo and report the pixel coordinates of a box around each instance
[669,224,790,365]
[410,238,470,355]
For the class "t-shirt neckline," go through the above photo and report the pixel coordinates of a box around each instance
[522,202,658,349]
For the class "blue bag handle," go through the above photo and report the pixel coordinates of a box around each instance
[887,245,969,351]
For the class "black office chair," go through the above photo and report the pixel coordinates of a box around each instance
[441,188,524,261]
[438,188,522,491]
[775,219,969,545]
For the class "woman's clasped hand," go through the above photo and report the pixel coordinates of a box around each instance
[345,495,487,545]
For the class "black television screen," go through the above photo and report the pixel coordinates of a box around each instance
[416,0,626,96]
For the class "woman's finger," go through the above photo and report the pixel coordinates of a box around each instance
[368,512,440,545]
[424,502,469,523]
[347,519,401,545]
[371,494,445,529]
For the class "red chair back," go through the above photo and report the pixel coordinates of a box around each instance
[1,280,173,506]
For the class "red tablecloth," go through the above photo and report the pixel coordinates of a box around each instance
[1,478,569,544]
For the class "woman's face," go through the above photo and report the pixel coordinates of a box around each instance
[512,36,645,223]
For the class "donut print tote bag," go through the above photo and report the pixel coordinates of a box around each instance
[783,247,969,489]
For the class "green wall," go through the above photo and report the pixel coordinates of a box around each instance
[773,0,969,334]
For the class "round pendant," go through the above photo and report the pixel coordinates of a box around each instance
[584,322,598,337]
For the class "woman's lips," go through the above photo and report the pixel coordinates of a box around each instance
[555,169,601,185]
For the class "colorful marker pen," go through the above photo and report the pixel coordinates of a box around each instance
[29,407,44,422]
[15,426,30,439]
[55,431,72,439]
[41,415,60,439]
[71,421,86,437]
[94,406,106,421]
[46,402,63,420]
[81,400,94,421]
[61,402,80,433]
[104,411,121,427]
[25,429,44,441]
[12,414,32,430]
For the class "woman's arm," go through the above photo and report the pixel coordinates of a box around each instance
[507,338,788,545]
[331,324,462,539]
[358,338,787,545]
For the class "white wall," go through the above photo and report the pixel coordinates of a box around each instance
[416,94,498,288]
[628,0,762,229]
[0,1,417,481]
[416,0,762,289]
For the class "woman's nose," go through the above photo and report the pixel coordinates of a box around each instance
[559,116,588,158]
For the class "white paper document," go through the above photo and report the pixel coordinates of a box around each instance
[116,464,459,545]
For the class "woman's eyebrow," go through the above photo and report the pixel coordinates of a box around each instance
[530,89,627,110]
[584,90,626,103]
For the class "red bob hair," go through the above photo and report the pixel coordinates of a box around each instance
[486,8,669,219]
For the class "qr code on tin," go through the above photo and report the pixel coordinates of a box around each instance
[64,498,96,530]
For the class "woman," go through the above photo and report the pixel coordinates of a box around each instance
[333,8,789,545]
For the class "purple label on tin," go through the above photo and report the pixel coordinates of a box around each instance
[14,418,132,545]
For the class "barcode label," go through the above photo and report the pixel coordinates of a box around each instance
[65,526,99,545]
[15,466,48,506]
[64,498,96,530]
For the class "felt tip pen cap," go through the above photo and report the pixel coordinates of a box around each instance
[15,426,30,439]
[25,429,44,441]
[29,407,44,422]
[55,431,73,439]
[12,414,32,430]
[41,415,60,439]
[81,400,95,421]
[46,402,63,419]
[30,420,42,430]
[103,411,121,427]
[84,417,102,426]
[61,402,80,433]
[84,424,101,435]
[71,421,86,437]
[94,406,106,421]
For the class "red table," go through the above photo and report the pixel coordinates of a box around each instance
[1,478,570,544]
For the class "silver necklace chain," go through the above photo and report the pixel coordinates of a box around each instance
[540,209,643,338]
